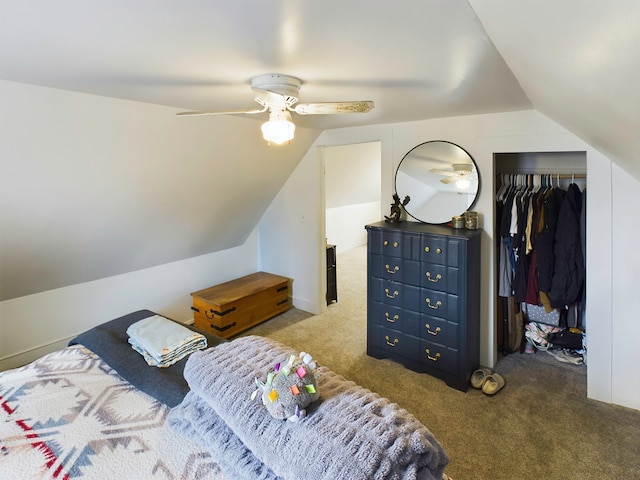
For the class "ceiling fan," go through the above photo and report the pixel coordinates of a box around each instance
[429,163,475,188]
[176,74,375,144]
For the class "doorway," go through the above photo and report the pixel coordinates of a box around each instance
[320,142,382,303]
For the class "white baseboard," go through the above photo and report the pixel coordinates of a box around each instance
[291,296,317,315]
[0,336,74,372]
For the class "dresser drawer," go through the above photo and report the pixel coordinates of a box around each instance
[370,254,420,285]
[420,339,459,375]
[370,278,421,311]
[369,301,420,336]
[420,264,459,293]
[372,324,419,360]
[419,236,464,267]
[368,229,413,258]
[420,316,459,348]
[419,236,449,265]
[421,289,459,320]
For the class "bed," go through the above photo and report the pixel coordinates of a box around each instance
[0,310,450,479]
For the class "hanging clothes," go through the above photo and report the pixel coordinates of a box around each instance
[549,183,586,309]
[537,186,565,311]
[495,174,587,357]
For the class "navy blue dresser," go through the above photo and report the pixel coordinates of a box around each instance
[365,221,481,391]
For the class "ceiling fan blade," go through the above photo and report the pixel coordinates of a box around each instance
[429,168,455,176]
[293,101,374,115]
[176,107,267,117]
[440,176,459,184]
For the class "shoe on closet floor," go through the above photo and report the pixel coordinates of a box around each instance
[481,373,506,395]
[547,348,584,365]
[470,368,493,389]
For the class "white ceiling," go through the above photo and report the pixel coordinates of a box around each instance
[2,1,637,176]
[0,0,532,132]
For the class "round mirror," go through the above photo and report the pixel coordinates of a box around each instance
[395,140,480,224]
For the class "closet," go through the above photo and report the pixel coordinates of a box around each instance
[494,152,587,365]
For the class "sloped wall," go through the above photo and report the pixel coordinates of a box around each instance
[0,79,318,301]
[0,230,259,371]
[470,0,640,180]
[0,79,318,368]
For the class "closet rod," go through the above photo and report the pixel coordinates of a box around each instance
[552,174,586,179]
[497,173,586,178]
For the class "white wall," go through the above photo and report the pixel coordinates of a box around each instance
[0,79,314,371]
[0,80,316,301]
[611,164,640,408]
[322,141,382,252]
[258,126,395,315]
[264,109,638,410]
[257,142,325,314]
[325,202,381,253]
[0,230,259,371]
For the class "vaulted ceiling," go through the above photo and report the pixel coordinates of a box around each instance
[2,1,636,169]
[1,0,638,300]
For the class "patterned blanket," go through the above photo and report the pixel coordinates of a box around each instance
[0,345,227,480]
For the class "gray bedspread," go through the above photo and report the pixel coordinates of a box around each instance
[68,309,226,407]
[167,335,449,480]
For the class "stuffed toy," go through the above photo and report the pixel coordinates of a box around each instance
[252,351,320,422]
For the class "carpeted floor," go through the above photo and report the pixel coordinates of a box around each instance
[243,245,640,480]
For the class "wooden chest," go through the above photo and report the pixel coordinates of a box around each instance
[190,272,292,339]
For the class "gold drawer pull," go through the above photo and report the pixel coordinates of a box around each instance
[425,348,441,362]
[425,323,441,336]
[385,312,399,323]
[385,264,400,274]
[436,248,442,254]
[385,336,399,347]
[383,240,399,247]
[423,246,443,254]
[426,272,442,282]
[426,298,442,309]
[385,289,399,299]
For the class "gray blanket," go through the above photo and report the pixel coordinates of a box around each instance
[68,309,226,407]
[167,335,448,480]
[169,390,279,479]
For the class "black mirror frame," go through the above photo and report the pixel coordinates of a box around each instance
[394,140,481,224]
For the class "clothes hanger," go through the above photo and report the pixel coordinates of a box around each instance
[497,173,509,201]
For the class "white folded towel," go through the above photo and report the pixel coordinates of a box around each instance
[126,315,207,367]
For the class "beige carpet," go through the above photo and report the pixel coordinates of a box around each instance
[243,245,640,480]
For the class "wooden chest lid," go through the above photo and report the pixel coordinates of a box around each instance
[190,271,290,306]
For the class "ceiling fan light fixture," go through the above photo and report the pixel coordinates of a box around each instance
[176,74,374,144]
[261,109,295,144]
[456,178,472,190]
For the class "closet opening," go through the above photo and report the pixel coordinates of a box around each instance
[493,151,587,369]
